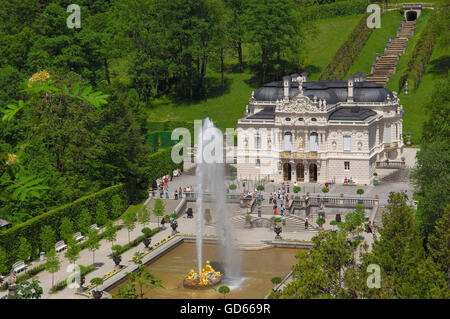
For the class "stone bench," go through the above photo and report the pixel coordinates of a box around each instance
[73,232,84,242]
[12,261,26,274]
[55,240,67,253]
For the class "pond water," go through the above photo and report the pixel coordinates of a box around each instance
[108,243,302,299]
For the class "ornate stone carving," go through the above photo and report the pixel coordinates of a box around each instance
[276,95,316,113]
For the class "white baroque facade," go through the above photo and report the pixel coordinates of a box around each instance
[236,73,404,185]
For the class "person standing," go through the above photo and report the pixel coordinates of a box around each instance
[269,193,273,204]
[305,218,308,229]
[257,202,262,217]
[273,204,277,215]
[178,187,183,199]
[280,203,285,216]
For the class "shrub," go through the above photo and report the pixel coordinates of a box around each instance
[293,186,301,193]
[271,217,282,223]
[229,184,237,190]
[256,185,265,191]
[322,187,329,193]
[316,217,326,226]
[271,277,282,285]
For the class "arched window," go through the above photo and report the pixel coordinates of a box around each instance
[310,132,318,151]
[255,133,261,149]
[284,132,292,151]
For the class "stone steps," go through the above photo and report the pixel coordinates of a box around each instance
[366,19,416,86]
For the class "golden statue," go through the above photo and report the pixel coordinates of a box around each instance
[202,260,221,276]
[199,273,209,286]
[186,269,198,280]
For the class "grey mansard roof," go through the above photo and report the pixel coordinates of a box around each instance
[253,80,393,104]
[246,107,275,120]
[328,107,377,121]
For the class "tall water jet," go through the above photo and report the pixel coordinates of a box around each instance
[194,118,241,283]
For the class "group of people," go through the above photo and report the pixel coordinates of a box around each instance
[344,177,354,184]
[150,168,187,200]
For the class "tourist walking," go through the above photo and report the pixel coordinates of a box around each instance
[269,193,273,204]
[305,218,308,229]
[257,202,262,217]
[273,204,277,215]
[178,187,183,199]
[280,203,285,216]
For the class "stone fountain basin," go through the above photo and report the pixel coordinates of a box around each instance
[183,274,223,289]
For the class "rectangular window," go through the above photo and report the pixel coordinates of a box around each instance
[255,133,261,149]
[343,136,351,151]
[385,124,391,143]
[256,159,260,167]
[344,161,350,170]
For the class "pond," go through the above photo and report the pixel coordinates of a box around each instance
[108,242,302,299]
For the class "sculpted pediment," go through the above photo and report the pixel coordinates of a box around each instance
[276,94,326,114]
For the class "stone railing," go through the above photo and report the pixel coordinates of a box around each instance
[291,195,379,209]
[376,160,405,169]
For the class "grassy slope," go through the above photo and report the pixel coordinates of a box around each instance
[305,14,362,81]
[346,11,404,77]
[144,14,362,130]
[386,9,440,145]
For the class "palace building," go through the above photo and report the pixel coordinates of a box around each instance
[236,73,404,185]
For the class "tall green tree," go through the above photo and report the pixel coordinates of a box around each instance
[45,249,60,290]
[95,200,108,226]
[60,217,74,243]
[16,237,32,262]
[152,198,165,224]
[77,208,92,235]
[40,225,56,253]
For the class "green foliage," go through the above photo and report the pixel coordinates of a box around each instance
[0,184,128,270]
[293,186,301,193]
[271,217,282,223]
[229,184,237,190]
[218,285,230,298]
[122,208,137,243]
[137,205,150,226]
[0,247,7,274]
[111,194,124,219]
[271,277,282,285]
[90,277,104,286]
[111,228,160,256]
[95,201,108,226]
[300,0,367,21]
[321,187,329,193]
[356,188,364,196]
[256,185,264,191]
[316,217,325,226]
[45,249,60,288]
[77,208,92,235]
[64,242,80,266]
[320,14,372,80]
[39,225,56,253]
[50,264,96,294]
[3,278,43,299]
[16,237,32,262]
[59,217,74,243]
[152,198,165,223]
[399,10,443,92]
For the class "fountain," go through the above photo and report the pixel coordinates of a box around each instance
[183,118,241,288]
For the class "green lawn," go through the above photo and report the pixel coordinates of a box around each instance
[305,14,363,80]
[347,11,404,77]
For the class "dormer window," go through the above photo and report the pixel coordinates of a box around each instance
[298,117,304,121]
[311,118,317,122]
[285,117,291,121]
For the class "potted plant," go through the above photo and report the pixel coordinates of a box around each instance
[90,277,104,299]
[111,245,122,267]
[316,217,325,229]
[340,193,344,198]
[244,214,252,228]
[256,185,264,191]
[321,187,329,202]
[273,217,282,239]
[141,227,152,249]
[357,188,364,203]
[204,210,212,225]
[229,184,237,190]
[293,186,301,193]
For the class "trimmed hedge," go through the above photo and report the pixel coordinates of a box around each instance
[320,13,373,80]
[144,148,181,186]
[49,264,96,293]
[399,10,442,92]
[0,184,129,273]
[299,0,369,21]
[113,227,161,256]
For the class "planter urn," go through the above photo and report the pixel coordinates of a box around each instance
[143,237,152,249]
[274,225,282,240]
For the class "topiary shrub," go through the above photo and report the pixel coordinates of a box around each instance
[293,186,301,193]
[256,185,264,191]
[229,184,237,190]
